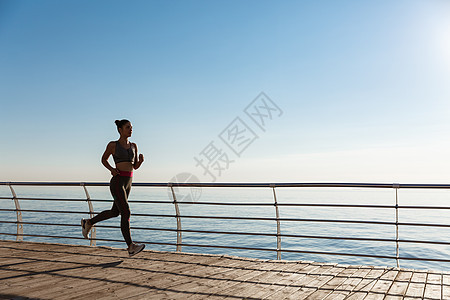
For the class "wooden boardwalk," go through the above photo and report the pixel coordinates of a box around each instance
[0,241,449,299]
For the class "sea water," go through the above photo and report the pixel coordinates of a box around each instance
[1,184,450,271]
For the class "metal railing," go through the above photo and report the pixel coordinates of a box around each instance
[1,181,450,268]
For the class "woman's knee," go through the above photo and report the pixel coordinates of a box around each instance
[121,208,131,220]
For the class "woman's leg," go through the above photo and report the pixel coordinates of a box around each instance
[111,176,133,246]
[89,177,120,225]
[89,202,119,225]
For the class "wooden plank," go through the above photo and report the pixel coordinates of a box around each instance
[140,256,232,292]
[110,257,222,298]
[383,296,403,300]
[249,262,318,299]
[265,263,326,299]
[423,273,441,299]
[209,264,274,297]
[367,269,399,298]
[405,282,426,298]
[0,257,31,267]
[305,266,356,299]
[443,274,450,299]
[293,265,341,297]
[227,262,298,299]
[272,262,321,286]
[403,271,427,298]
[9,259,125,297]
[344,268,385,300]
[364,292,388,300]
[0,265,82,292]
[386,270,412,297]
[321,265,355,285]
[362,269,400,300]
[410,271,428,283]
[182,260,265,299]
[274,264,338,299]
[184,260,268,297]
[327,266,373,297]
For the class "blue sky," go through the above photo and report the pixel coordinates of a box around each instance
[1,0,450,183]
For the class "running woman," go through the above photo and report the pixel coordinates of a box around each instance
[81,119,145,256]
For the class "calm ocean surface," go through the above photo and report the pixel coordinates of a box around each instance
[1,184,450,271]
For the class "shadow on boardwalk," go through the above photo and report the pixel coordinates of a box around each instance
[0,241,448,299]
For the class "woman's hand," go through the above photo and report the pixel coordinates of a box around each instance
[110,168,120,176]
[133,154,144,170]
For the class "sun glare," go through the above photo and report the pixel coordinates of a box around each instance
[425,2,450,68]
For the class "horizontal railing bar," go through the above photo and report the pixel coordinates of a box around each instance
[0,209,178,219]
[176,203,394,208]
[0,182,110,187]
[0,221,80,227]
[392,205,450,210]
[171,202,450,210]
[277,204,450,210]
[397,239,450,245]
[3,181,450,189]
[5,197,166,204]
[2,197,178,205]
[127,200,171,204]
[0,209,178,218]
[395,256,450,263]
[176,201,275,206]
[14,197,106,202]
[15,198,91,202]
[396,222,450,227]
[0,209,91,214]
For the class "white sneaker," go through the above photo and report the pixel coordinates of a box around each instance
[81,218,92,239]
[128,243,145,257]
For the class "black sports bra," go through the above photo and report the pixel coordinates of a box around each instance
[112,141,136,164]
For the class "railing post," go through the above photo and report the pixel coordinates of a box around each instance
[82,183,96,246]
[271,185,281,260]
[393,183,400,268]
[169,183,182,252]
[8,183,23,242]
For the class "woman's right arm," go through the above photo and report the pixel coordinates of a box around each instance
[102,142,119,176]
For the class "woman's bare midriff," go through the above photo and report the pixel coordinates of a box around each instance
[116,161,134,172]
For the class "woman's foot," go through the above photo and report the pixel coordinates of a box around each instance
[81,219,92,239]
[128,243,145,257]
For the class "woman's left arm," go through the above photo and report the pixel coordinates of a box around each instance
[133,143,144,170]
